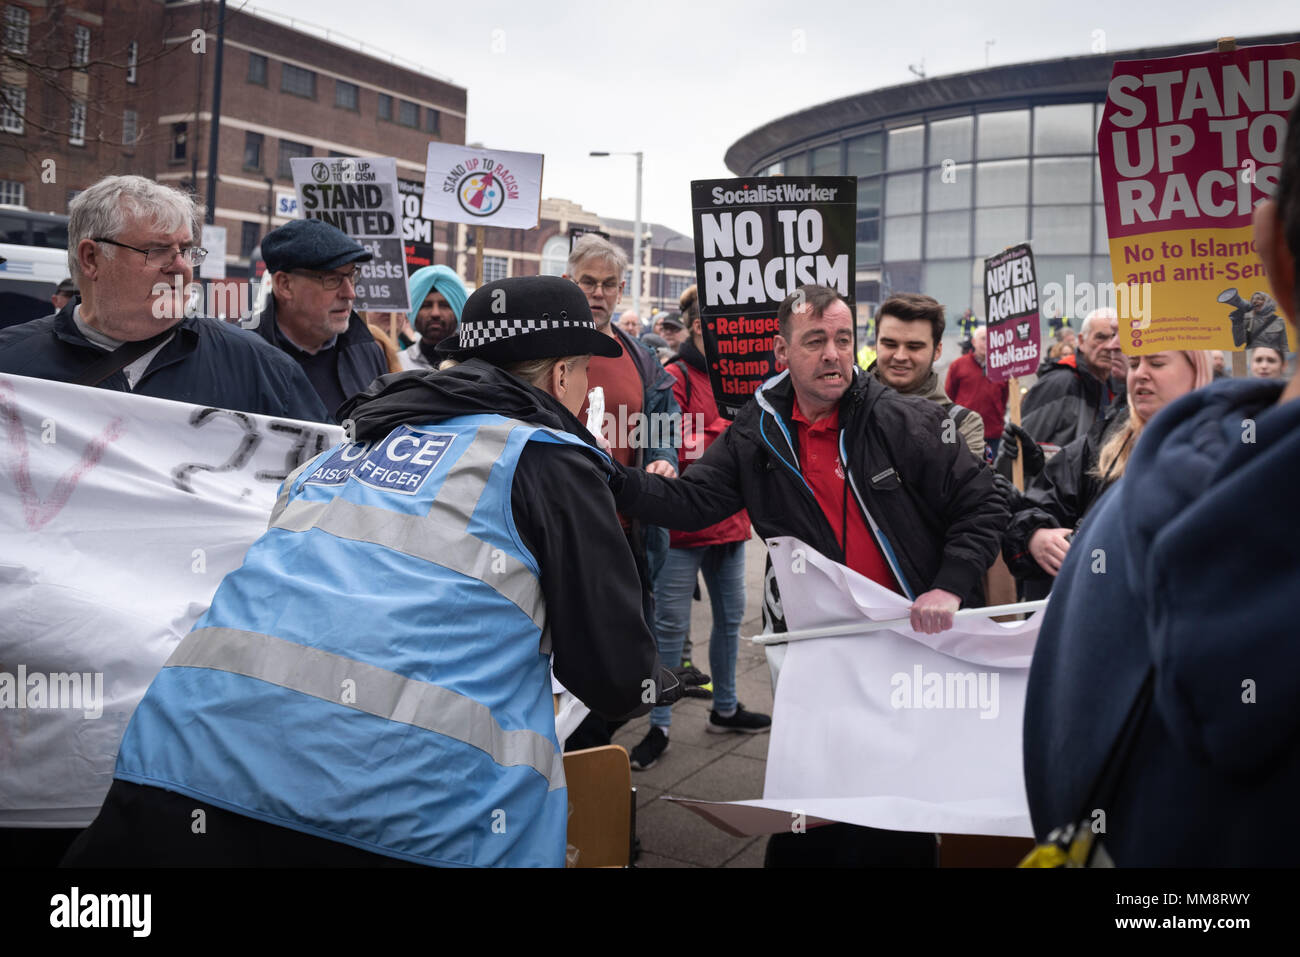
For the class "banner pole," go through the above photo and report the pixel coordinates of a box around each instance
[749,599,1049,645]
[474,226,485,287]
[1009,376,1024,490]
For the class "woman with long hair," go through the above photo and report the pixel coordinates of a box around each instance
[1004,349,1213,594]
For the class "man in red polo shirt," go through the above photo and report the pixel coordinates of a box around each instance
[612,284,1005,865]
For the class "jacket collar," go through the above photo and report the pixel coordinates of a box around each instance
[754,366,883,468]
[866,359,948,403]
[51,299,198,353]
[675,338,708,374]
[253,292,372,354]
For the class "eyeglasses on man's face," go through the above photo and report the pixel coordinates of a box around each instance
[94,237,207,268]
[576,276,621,295]
[292,266,363,291]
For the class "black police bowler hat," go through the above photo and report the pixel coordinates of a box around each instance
[261,219,373,274]
[436,276,623,363]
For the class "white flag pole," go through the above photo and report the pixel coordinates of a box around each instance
[749,599,1049,645]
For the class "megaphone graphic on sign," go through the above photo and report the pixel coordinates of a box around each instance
[1217,287,1251,311]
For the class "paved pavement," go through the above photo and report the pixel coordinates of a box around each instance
[614,535,774,868]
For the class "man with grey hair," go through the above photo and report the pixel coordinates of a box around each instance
[561,232,684,750]
[1014,307,1121,454]
[0,175,326,421]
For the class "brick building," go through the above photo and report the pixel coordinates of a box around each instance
[461,197,697,318]
[0,0,466,277]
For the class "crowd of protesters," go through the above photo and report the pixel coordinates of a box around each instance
[1,92,1297,868]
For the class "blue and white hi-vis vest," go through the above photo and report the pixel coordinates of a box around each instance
[115,414,607,867]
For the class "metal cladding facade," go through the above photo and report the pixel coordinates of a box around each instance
[725,33,1300,346]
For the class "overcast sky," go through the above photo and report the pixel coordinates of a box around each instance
[252,0,1298,234]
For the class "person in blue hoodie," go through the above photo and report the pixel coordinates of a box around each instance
[1023,97,1300,866]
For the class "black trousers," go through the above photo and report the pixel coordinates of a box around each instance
[62,780,420,868]
[765,823,939,868]
[0,827,83,868]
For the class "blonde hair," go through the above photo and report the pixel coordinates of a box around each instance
[1093,350,1214,481]
[501,355,584,389]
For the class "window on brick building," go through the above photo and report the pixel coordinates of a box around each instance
[248,53,267,86]
[122,109,137,146]
[377,93,392,121]
[335,80,359,111]
[73,25,91,68]
[398,100,419,128]
[277,139,311,179]
[482,255,508,283]
[243,131,263,170]
[69,102,86,146]
[281,63,316,99]
[127,41,138,83]
[171,122,187,162]
[1,85,24,134]
[0,179,23,206]
[240,221,260,258]
[4,7,28,55]
[424,108,439,135]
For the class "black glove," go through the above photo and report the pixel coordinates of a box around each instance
[1001,422,1045,481]
[992,472,1027,513]
[653,664,712,707]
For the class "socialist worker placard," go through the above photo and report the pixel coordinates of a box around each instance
[691,177,857,419]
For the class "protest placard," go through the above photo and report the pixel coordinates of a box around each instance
[422,143,544,231]
[1097,40,1299,354]
[398,178,437,271]
[691,177,856,418]
[291,156,409,312]
[983,243,1041,383]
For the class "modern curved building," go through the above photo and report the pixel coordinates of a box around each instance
[726,32,1299,348]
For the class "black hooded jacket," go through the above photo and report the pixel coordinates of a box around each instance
[1017,353,1114,451]
[1003,402,1130,590]
[336,359,672,718]
[612,368,1005,606]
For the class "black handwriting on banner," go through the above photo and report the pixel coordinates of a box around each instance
[171,409,334,494]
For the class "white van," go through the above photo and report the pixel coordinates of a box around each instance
[0,206,72,330]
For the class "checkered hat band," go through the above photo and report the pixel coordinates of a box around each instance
[458,317,593,349]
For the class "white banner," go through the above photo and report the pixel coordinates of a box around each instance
[422,143,543,230]
[0,374,342,827]
[672,537,1042,838]
[291,155,409,312]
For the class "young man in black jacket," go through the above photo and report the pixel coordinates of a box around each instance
[611,284,1006,866]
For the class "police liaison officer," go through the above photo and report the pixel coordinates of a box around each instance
[63,277,684,868]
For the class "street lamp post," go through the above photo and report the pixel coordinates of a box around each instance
[590,150,644,318]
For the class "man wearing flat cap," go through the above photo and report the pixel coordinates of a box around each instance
[247,219,389,421]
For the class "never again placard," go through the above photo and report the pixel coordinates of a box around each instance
[983,243,1041,383]
[692,177,856,418]
[291,156,410,312]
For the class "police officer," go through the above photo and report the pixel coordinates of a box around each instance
[64,276,684,868]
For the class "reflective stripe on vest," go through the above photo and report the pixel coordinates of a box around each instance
[116,414,606,866]
[166,627,565,790]
[271,496,545,628]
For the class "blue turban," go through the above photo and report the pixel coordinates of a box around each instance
[407,265,469,325]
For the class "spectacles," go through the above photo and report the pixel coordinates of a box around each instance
[291,267,363,290]
[94,237,207,268]
[576,277,621,295]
